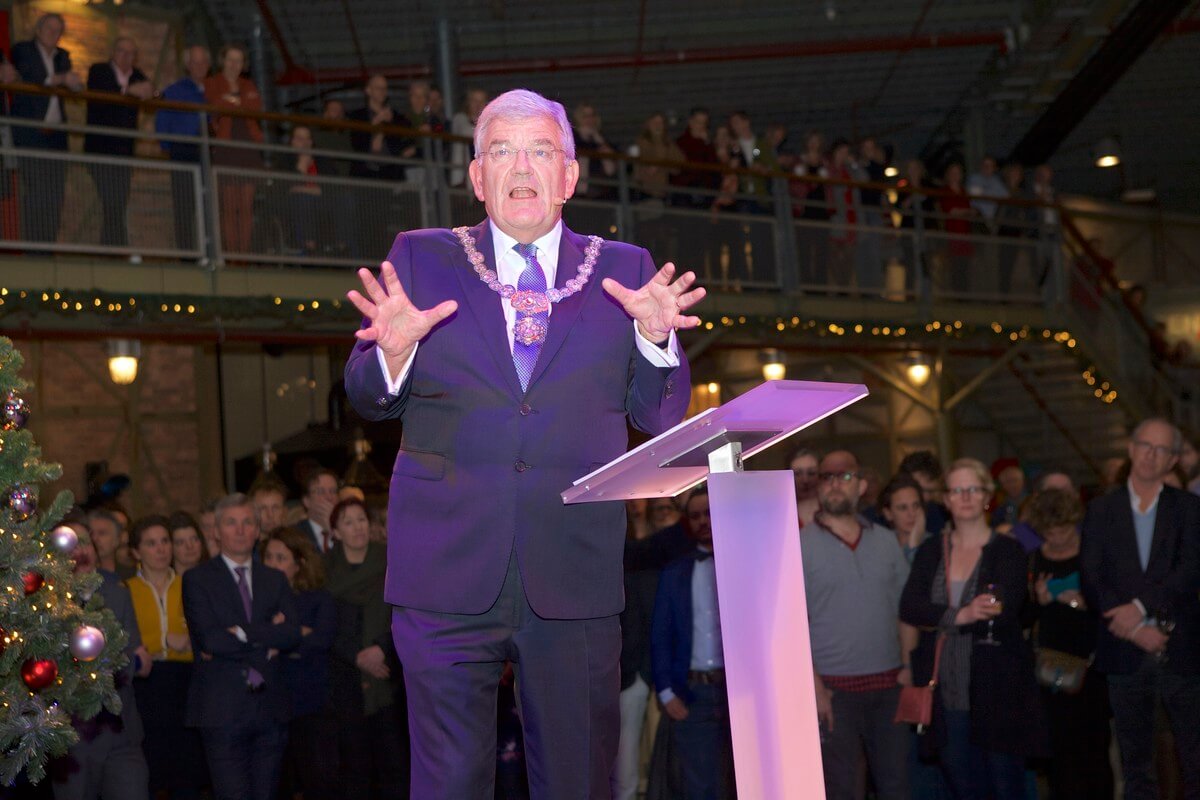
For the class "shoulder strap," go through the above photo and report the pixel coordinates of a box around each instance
[928,532,952,687]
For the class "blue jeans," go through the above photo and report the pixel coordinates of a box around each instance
[819,685,909,799]
[673,682,735,800]
[938,709,1025,800]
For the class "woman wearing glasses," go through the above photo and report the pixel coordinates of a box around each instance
[900,458,1046,799]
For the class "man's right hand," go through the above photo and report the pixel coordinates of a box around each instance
[664,697,689,722]
[815,683,834,732]
[356,644,390,680]
[347,260,458,377]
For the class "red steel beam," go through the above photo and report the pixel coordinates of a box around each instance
[275,30,1009,86]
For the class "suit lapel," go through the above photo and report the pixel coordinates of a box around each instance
[214,559,250,624]
[250,562,268,623]
[526,226,595,390]
[1146,487,1175,576]
[449,220,524,399]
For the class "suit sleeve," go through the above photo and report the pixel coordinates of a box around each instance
[1080,496,1121,613]
[344,231,416,421]
[181,569,253,659]
[243,574,302,650]
[649,569,675,699]
[625,247,691,435]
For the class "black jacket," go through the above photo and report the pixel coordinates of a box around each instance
[9,39,71,144]
[1081,485,1200,676]
[84,62,148,156]
[900,532,1048,758]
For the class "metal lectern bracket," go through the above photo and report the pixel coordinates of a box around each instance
[660,429,774,470]
[707,441,744,474]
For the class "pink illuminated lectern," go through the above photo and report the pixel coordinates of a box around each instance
[563,379,869,800]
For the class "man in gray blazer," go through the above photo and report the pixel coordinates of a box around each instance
[344,88,703,799]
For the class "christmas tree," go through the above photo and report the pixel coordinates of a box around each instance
[0,338,127,785]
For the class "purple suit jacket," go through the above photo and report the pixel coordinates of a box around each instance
[344,221,691,619]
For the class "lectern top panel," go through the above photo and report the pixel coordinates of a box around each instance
[562,379,869,504]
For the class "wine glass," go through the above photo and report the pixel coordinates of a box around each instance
[1156,608,1175,663]
[977,583,1003,647]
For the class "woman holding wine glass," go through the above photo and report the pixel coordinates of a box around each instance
[900,458,1046,799]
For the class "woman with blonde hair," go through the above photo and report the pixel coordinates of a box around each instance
[900,458,1046,798]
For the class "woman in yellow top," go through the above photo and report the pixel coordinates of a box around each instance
[126,514,207,797]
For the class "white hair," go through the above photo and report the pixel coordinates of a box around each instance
[473,89,575,162]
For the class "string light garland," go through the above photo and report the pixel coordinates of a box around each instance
[0,286,1122,407]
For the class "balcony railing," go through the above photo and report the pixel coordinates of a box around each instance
[0,81,1194,423]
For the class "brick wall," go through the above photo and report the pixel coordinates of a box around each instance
[11,338,212,518]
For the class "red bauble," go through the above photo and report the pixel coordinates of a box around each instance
[21,658,57,691]
[22,571,45,595]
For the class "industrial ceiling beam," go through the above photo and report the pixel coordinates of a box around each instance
[1007,0,1190,166]
[274,29,1008,86]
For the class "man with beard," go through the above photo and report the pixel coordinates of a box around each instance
[651,489,736,798]
[803,450,912,800]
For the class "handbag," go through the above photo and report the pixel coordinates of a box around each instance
[1035,647,1091,694]
[894,533,951,732]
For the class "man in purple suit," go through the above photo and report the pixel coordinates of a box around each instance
[343,89,704,799]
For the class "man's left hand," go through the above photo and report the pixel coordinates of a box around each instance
[1104,602,1144,639]
[601,262,705,344]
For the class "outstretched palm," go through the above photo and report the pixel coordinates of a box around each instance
[347,261,458,359]
[601,262,706,343]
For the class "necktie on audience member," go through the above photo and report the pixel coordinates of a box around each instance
[234,565,266,689]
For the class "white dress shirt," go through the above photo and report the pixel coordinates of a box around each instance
[36,42,63,124]
[377,219,681,392]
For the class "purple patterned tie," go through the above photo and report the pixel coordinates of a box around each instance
[512,243,548,392]
[234,566,265,689]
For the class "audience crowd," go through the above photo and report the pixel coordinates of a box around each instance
[1,14,1079,300]
[24,415,1199,800]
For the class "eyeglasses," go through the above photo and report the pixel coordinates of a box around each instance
[481,146,563,165]
[818,471,859,484]
[1132,439,1178,459]
[946,486,987,497]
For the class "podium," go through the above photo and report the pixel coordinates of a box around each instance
[564,379,869,800]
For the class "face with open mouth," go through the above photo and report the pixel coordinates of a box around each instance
[469,115,579,243]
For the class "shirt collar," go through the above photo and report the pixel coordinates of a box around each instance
[489,218,562,261]
[1128,478,1164,515]
[111,62,132,83]
[220,552,252,572]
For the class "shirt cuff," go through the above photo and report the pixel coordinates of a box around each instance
[1132,598,1147,618]
[634,323,681,368]
[376,344,417,395]
[658,688,677,706]
[232,626,247,643]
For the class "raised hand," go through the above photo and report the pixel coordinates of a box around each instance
[601,262,705,344]
[347,260,458,368]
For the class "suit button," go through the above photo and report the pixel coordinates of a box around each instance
[514,460,528,473]
[664,380,674,398]
[519,403,532,416]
